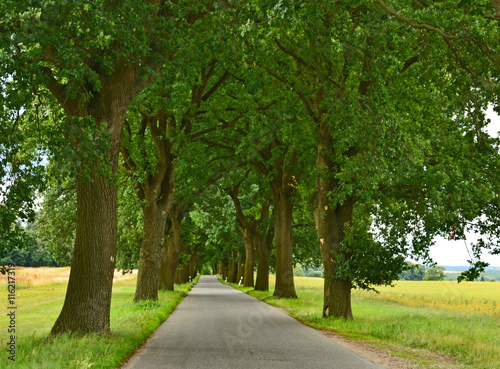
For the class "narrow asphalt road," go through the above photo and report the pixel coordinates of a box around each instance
[121,275,385,369]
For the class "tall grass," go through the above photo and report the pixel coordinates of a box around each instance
[230,276,500,369]
[0,270,197,368]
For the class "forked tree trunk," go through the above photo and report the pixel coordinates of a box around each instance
[313,123,355,320]
[51,64,141,335]
[271,184,297,298]
[254,232,273,291]
[127,112,175,302]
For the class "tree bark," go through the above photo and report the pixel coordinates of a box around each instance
[179,262,190,284]
[236,251,245,284]
[227,249,237,283]
[243,229,255,287]
[228,185,256,287]
[189,250,199,280]
[134,201,169,301]
[125,111,175,302]
[51,175,118,334]
[254,202,273,291]
[158,207,182,291]
[254,231,273,291]
[271,184,297,298]
[51,63,141,335]
[313,123,355,320]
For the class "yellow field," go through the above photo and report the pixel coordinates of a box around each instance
[355,280,499,317]
[0,266,137,288]
[287,276,500,317]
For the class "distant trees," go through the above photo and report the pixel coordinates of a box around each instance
[399,263,426,281]
[424,267,446,281]
[0,219,58,268]
[399,262,446,281]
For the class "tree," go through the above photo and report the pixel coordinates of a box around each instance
[374,0,500,282]
[157,132,235,290]
[424,266,446,281]
[0,103,46,273]
[0,0,210,334]
[190,185,245,280]
[231,88,313,298]
[226,170,273,289]
[244,0,500,320]
[121,12,245,298]
[0,218,58,267]
[399,262,426,281]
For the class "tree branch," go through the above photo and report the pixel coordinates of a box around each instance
[39,66,82,114]
[202,70,231,102]
[274,38,315,70]
[190,112,245,140]
[374,0,459,40]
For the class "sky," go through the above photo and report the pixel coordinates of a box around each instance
[429,105,500,267]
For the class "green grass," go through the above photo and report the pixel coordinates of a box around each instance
[227,276,500,369]
[1,272,198,368]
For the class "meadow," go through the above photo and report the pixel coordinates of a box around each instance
[230,276,500,369]
[0,267,197,368]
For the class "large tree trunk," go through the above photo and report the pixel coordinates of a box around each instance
[134,201,169,301]
[313,123,355,320]
[129,112,175,302]
[158,234,178,291]
[228,186,255,287]
[243,229,255,287]
[51,64,141,335]
[179,262,190,284]
[254,232,273,291]
[271,184,297,298]
[158,229,178,290]
[189,251,198,280]
[51,175,118,334]
[158,206,182,291]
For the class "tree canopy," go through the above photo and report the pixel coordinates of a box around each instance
[1,0,499,330]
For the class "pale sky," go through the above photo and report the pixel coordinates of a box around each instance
[429,105,500,267]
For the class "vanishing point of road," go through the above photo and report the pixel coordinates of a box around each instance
[122,275,385,369]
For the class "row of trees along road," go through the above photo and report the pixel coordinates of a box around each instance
[1,1,499,334]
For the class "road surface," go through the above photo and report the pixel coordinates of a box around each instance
[122,275,385,369]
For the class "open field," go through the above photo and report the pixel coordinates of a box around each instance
[0,266,138,288]
[230,276,500,369]
[1,267,196,368]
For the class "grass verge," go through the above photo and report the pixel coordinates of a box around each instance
[1,272,199,368]
[225,276,499,369]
